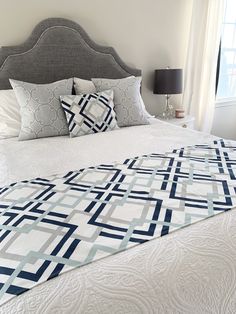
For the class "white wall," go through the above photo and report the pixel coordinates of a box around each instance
[0,0,192,116]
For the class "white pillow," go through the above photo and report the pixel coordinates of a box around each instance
[74,77,96,94]
[0,90,21,139]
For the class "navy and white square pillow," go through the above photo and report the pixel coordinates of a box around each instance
[60,90,119,138]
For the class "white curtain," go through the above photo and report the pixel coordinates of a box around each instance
[182,0,225,133]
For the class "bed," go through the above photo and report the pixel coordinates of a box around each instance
[0,18,236,314]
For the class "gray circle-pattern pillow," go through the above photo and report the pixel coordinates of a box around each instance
[10,78,73,141]
[92,76,150,127]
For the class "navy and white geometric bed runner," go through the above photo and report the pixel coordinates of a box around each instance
[0,139,236,305]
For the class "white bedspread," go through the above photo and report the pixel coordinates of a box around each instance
[1,119,236,314]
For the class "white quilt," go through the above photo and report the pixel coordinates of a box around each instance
[0,119,236,314]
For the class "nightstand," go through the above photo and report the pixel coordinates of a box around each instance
[158,115,195,130]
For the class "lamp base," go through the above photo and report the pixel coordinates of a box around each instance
[158,97,174,120]
[158,111,174,120]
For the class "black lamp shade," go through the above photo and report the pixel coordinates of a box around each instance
[153,68,183,95]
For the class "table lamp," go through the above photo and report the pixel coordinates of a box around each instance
[153,67,183,119]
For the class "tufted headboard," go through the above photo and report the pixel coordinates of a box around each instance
[0,18,141,89]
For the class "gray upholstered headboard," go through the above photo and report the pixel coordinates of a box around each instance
[0,18,141,89]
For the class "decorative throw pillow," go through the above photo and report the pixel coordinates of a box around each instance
[92,76,150,127]
[73,77,96,94]
[10,78,73,141]
[0,89,21,139]
[60,90,118,138]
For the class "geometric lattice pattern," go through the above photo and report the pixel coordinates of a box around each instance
[60,90,118,138]
[0,139,236,305]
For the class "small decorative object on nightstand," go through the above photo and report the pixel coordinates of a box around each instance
[153,67,183,119]
[175,108,185,118]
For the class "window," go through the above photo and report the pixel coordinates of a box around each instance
[217,0,236,101]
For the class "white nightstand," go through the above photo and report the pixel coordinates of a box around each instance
[158,115,195,130]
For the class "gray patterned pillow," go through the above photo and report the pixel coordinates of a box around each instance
[92,76,150,127]
[10,78,73,141]
[60,90,118,138]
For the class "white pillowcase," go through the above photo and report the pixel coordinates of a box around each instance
[74,77,96,94]
[0,90,21,139]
